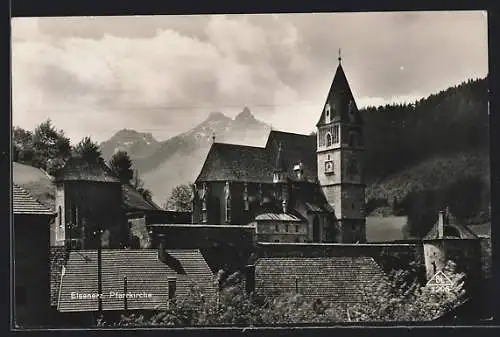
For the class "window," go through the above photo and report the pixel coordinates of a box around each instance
[333,125,340,144]
[326,133,332,147]
[275,224,279,232]
[274,239,280,243]
[324,103,331,124]
[285,224,289,232]
[295,225,299,233]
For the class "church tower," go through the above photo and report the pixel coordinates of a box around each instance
[316,51,366,243]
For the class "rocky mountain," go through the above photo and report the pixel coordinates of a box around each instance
[99,78,490,234]
[130,107,271,205]
[100,129,161,160]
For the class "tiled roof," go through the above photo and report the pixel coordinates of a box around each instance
[54,157,120,183]
[12,184,55,215]
[196,130,317,183]
[122,184,160,211]
[196,143,273,183]
[57,249,216,312]
[255,213,304,222]
[13,162,55,209]
[14,162,158,213]
[255,256,389,305]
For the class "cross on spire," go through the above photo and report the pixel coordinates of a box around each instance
[212,133,216,143]
[338,48,342,63]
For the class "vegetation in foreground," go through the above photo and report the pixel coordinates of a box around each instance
[97,260,468,327]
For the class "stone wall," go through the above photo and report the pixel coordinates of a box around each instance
[49,246,68,306]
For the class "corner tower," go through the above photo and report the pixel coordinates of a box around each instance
[316,51,366,243]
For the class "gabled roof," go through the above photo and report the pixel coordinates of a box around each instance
[265,130,317,181]
[255,256,389,305]
[316,62,362,127]
[122,184,161,211]
[54,157,120,183]
[196,130,317,184]
[57,249,215,312]
[196,143,273,183]
[14,162,160,212]
[12,184,55,216]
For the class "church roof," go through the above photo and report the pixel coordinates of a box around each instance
[196,130,317,183]
[196,143,273,183]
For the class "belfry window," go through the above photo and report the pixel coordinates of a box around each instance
[326,133,332,147]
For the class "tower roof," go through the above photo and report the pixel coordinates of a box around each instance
[316,56,361,127]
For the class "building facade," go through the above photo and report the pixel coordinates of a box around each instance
[53,157,128,250]
[13,184,56,328]
[192,57,365,243]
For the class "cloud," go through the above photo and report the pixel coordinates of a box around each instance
[11,12,488,144]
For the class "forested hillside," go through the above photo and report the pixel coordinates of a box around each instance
[362,77,490,237]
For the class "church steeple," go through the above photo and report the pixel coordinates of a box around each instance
[316,53,361,127]
[316,50,366,244]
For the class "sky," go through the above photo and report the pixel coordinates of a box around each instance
[11,11,488,144]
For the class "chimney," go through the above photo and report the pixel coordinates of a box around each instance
[438,211,445,238]
[244,265,255,295]
[168,276,177,300]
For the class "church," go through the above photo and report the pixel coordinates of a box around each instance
[191,54,366,244]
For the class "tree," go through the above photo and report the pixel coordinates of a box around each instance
[99,259,467,327]
[74,136,103,163]
[109,150,134,184]
[164,184,192,211]
[12,126,34,163]
[131,170,153,201]
[31,119,72,174]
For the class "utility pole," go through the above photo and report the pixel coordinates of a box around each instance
[97,227,103,316]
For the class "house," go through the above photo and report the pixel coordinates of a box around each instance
[192,56,365,244]
[52,248,216,327]
[251,256,389,306]
[13,184,56,328]
[53,156,128,249]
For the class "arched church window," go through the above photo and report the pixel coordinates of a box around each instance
[326,133,332,147]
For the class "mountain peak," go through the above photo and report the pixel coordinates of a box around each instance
[235,107,255,121]
[208,111,229,121]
